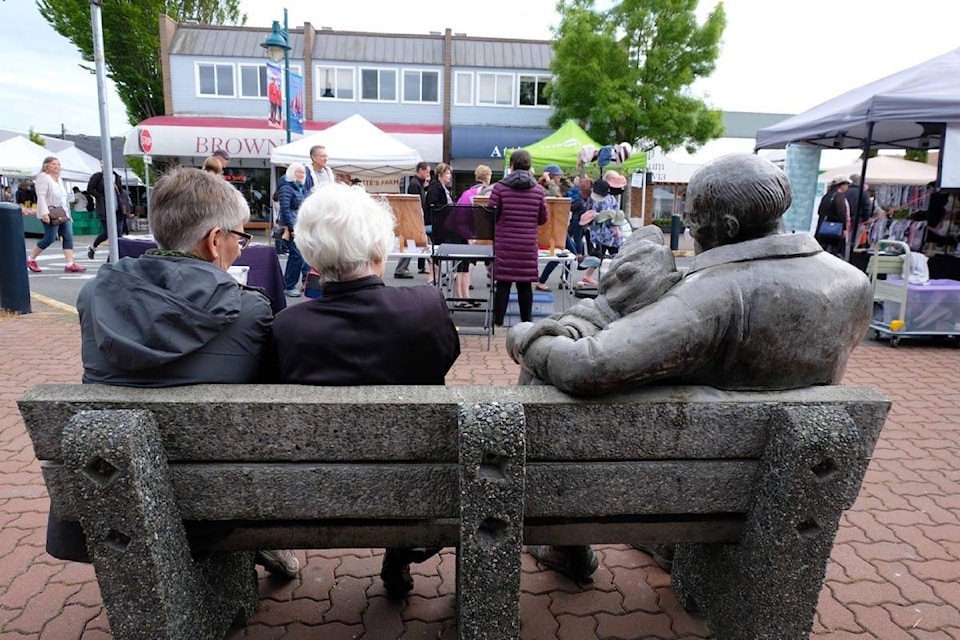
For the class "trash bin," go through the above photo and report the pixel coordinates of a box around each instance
[0,202,32,313]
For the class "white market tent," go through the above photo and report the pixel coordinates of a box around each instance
[820,155,937,186]
[0,133,100,182]
[756,46,960,152]
[0,136,48,178]
[270,114,422,178]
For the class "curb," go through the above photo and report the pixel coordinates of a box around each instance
[30,293,78,316]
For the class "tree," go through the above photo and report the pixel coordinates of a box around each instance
[37,0,246,126]
[549,0,726,153]
[28,128,46,146]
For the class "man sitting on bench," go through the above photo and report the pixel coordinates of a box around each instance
[66,167,299,579]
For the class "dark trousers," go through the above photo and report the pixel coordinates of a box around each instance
[494,281,533,326]
[92,212,128,248]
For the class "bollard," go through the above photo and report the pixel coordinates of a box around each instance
[670,213,681,251]
[0,202,32,314]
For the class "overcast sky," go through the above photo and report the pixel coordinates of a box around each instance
[2,0,959,144]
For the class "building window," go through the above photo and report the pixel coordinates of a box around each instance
[239,64,268,98]
[454,72,473,105]
[360,68,397,102]
[402,69,439,103]
[477,73,514,106]
[519,75,550,107]
[197,63,235,97]
[317,66,354,100]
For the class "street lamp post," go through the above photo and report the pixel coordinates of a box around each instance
[90,0,119,263]
[261,10,292,144]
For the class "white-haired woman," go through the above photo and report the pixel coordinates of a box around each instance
[278,162,309,296]
[27,156,86,273]
[271,183,460,599]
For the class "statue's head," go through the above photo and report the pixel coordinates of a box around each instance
[683,154,792,253]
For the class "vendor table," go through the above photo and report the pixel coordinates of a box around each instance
[117,237,286,313]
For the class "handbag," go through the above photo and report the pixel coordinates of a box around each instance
[46,205,69,225]
[817,220,843,238]
[271,224,285,240]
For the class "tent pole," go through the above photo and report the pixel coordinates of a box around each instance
[849,121,874,262]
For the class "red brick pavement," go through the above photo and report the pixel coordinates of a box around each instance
[1,302,959,639]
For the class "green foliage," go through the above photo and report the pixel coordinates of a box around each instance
[904,149,929,163]
[37,0,246,126]
[28,127,46,146]
[549,0,726,153]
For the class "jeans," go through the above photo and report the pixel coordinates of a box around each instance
[283,239,310,290]
[37,219,74,251]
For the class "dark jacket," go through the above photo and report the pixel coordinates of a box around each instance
[407,175,427,211]
[77,254,274,386]
[489,170,548,282]
[53,253,275,563]
[844,185,871,222]
[277,177,305,229]
[86,170,122,218]
[273,276,460,385]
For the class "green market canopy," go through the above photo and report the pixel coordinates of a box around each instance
[506,120,647,175]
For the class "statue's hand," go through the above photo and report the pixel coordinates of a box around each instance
[507,319,569,361]
[600,226,681,317]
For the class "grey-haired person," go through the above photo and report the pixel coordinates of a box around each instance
[60,167,300,580]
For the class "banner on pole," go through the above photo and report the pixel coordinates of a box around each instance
[288,71,304,135]
[267,63,283,128]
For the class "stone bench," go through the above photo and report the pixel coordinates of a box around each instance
[19,383,890,640]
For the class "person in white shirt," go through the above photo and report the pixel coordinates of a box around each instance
[304,145,335,193]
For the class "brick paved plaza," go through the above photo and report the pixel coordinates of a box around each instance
[1,300,959,639]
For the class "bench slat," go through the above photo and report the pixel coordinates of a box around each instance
[19,384,890,462]
[204,517,745,551]
[42,460,757,520]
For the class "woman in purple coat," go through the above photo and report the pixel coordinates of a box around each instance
[489,149,548,326]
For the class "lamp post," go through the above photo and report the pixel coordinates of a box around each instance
[90,0,119,263]
[261,10,292,144]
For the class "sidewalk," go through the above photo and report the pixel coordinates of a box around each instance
[1,299,959,639]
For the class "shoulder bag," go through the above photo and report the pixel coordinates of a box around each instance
[46,205,69,225]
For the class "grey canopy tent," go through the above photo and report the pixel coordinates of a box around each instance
[755,46,960,152]
[755,46,960,257]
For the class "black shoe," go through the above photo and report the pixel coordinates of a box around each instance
[528,545,598,582]
[86,246,96,260]
[417,269,429,274]
[380,560,414,599]
[394,271,414,279]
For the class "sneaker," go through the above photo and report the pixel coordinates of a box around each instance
[255,549,300,579]
[27,260,41,273]
[393,271,414,279]
[64,263,87,273]
[86,246,96,260]
[576,277,598,288]
[284,288,302,298]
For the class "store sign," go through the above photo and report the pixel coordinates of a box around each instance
[123,125,288,159]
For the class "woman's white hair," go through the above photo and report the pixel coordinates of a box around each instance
[285,162,306,181]
[295,183,396,283]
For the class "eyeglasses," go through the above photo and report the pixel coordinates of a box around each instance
[227,229,253,249]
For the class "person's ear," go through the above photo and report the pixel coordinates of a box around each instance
[195,228,220,262]
[721,214,740,241]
